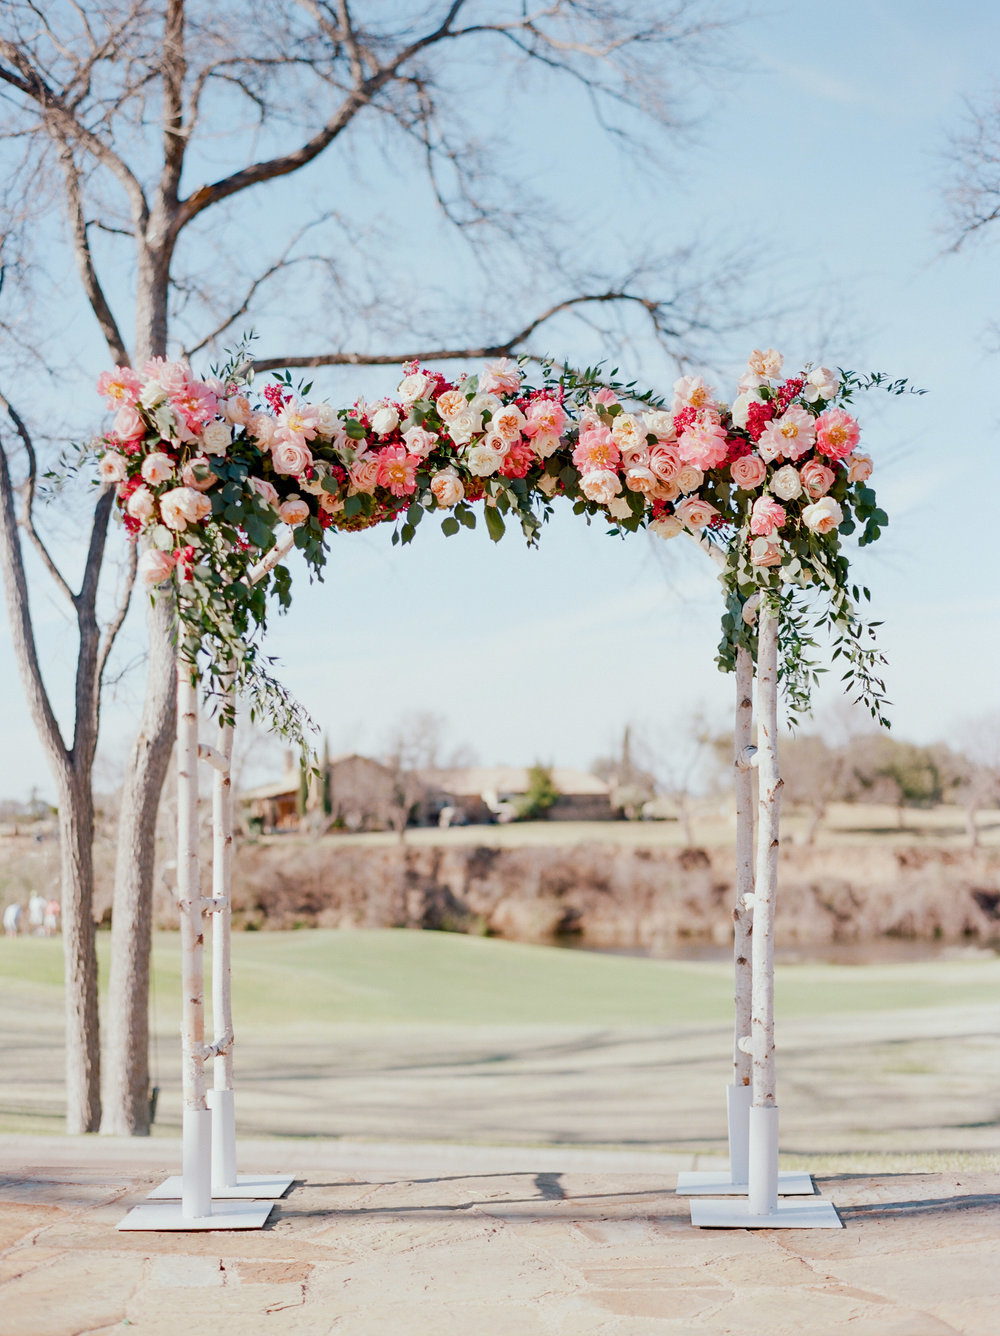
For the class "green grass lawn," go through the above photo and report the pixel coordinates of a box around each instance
[1,928,996,1030]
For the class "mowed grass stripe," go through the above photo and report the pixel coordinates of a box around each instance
[3,930,996,1030]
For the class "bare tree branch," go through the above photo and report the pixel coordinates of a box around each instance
[97,540,138,687]
[56,143,129,363]
[0,387,75,605]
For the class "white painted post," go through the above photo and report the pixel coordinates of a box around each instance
[748,599,781,1216]
[728,645,755,1183]
[176,656,212,1220]
[206,684,237,1192]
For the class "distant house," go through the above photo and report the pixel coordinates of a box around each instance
[422,765,615,824]
[243,752,399,833]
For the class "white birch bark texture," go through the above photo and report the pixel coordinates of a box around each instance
[732,645,755,1087]
[208,683,237,1191]
[750,603,781,1109]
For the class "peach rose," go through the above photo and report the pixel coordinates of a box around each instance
[649,514,684,540]
[490,404,527,443]
[159,486,211,531]
[112,404,144,440]
[651,478,681,502]
[435,389,469,421]
[747,347,783,380]
[531,432,561,460]
[98,452,128,484]
[770,464,802,501]
[751,536,782,567]
[126,485,156,521]
[799,458,836,499]
[222,395,253,427]
[479,358,522,395]
[648,443,681,483]
[138,548,175,586]
[402,425,438,459]
[251,412,277,448]
[624,466,658,497]
[620,443,650,469]
[348,454,380,494]
[750,495,786,536]
[676,464,703,494]
[674,496,719,529]
[847,452,873,483]
[579,469,622,504]
[140,451,174,485]
[801,496,844,534]
[431,467,465,508]
[250,477,279,508]
[278,495,310,527]
[181,457,217,491]
[730,453,766,490]
[611,412,646,453]
[271,439,314,476]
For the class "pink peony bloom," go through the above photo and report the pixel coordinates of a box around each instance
[138,548,176,586]
[611,412,647,454]
[112,405,144,441]
[479,358,522,396]
[674,496,719,529]
[750,495,787,536]
[271,439,314,476]
[814,407,860,461]
[751,536,783,567]
[275,401,322,450]
[170,380,219,435]
[801,496,844,534]
[159,486,211,531]
[524,397,567,438]
[799,458,836,499]
[730,453,767,490]
[279,496,310,527]
[847,452,873,483]
[499,439,536,479]
[375,445,418,497]
[671,374,716,414]
[140,451,175,485]
[579,469,622,504]
[431,467,465,508]
[648,443,681,483]
[572,427,620,473]
[97,366,142,410]
[98,451,128,484]
[758,405,815,463]
[143,358,190,394]
[746,348,784,381]
[677,416,728,470]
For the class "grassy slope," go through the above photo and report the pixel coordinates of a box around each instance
[1,929,995,1029]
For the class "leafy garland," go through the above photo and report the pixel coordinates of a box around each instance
[93,339,920,745]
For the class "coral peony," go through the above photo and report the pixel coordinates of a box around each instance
[814,407,860,461]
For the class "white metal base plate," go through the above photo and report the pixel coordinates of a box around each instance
[690,1196,842,1229]
[676,1169,814,1196]
[147,1173,295,1201]
[117,1200,274,1231]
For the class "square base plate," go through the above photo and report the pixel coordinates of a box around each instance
[676,1170,814,1196]
[147,1173,295,1201]
[117,1200,274,1232]
[691,1196,842,1229]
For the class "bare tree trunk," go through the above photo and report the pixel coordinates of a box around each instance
[102,587,176,1134]
[678,796,694,846]
[748,600,781,1216]
[804,802,825,847]
[965,803,979,852]
[56,768,101,1133]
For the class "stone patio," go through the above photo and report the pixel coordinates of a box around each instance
[0,1137,996,1334]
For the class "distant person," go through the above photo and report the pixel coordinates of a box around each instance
[3,902,22,937]
[28,890,46,936]
[44,899,61,937]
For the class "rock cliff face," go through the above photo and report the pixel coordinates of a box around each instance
[173,840,1000,947]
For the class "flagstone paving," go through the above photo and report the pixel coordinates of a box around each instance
[0,1138,996,1335]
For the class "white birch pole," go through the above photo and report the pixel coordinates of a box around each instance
[176,654,212,1219]
[728,644,755,1182]
[748,597,781,1216]
[205,682,237,1191]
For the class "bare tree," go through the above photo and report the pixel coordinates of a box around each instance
[0,0,746,1134]
[945,92,1000,251]
[636,711,716,845]
[382,710,445,841]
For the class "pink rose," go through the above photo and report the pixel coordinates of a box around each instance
[159,486,211,531]
[750,536,782,567]
[801,496,844,534]
[730,453,767,490]
[126,485,156,522]
[648,443,681,483]
[814,407,860,461]
[98,451,128,484]
[677,416,728,470]
[140,451,174,485]
[97,366,142,410]
[250,477,279,508]
[431,467,465,508]
[402,425,438,459]
[524,398,567,438]
[138,548,176,586]
[674,496,719,529]
[271,439,314,476]
[624,466,658,496]
[758,406,815,463]
[181,457,217,492]
[348,454,380,494]
[251,413,277,448]
[750,495,786,536]
[847,452,873,483]
[799,458,836,499]
[479,358,522,396]
[579,469,622,504]
[278,496,310,527]
[113,405,144,441]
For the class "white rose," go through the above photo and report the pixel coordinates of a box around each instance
[531,432,560,460]
[466,443,504,476]
[579,469,622,504]
[801,495,844,534]
[371,404,399,437]
[139,381,167,410]
[730,391,754,430]
[771,464,803,501]
[126,485,156,521]
[398,372,432,403]
[200,419,232,456]
[641,410,675,441]
[802,366,840,403]
[448,407,484,446]
[469,392,503,418]
[649,515,683,540]
[159,486,211,531]
[315,403,339,435]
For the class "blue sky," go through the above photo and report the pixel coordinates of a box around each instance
[2,0,999,798]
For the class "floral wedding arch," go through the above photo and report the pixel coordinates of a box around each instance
[98,345,902,1232]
